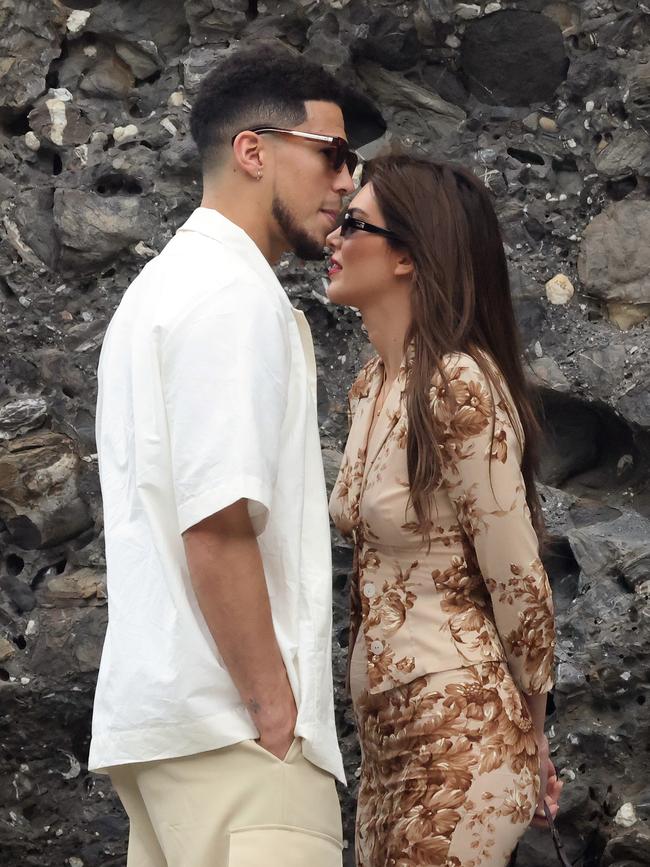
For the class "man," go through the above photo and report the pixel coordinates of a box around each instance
[89,45,375,866]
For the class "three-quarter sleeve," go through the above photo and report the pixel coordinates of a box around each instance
[433,354,555,694]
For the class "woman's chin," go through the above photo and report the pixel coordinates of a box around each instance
[326,277,352,306]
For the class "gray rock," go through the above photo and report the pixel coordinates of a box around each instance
[0,431,92,549]
[357,61,465,146]
[528,355,570,392]
[114,39,164,80]
[567,511,650,581]
[0,0,66,110]
[30,605,107,675]
[78,51,135,100]
[53,189,156,274]
[577,345,627,403]
[626,62,650,131]
[181,44,231,93]
[85,0,189,59]
[594,130,650,180]
[2,186,58,271]
[578,200,650,305]
[460,11,569,106]
[617,382,650,429]
[28,92,93,149]
[0,398,47,440]
[184,0,249,45]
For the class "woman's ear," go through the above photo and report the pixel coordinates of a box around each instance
[393,251,415,280]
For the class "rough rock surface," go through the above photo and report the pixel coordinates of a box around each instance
[1,1,649,866]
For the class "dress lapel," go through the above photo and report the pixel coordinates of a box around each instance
[362,353,410,488]
[343,359,383,512]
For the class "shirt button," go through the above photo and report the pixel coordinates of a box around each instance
[363,583,376,599]
[370,640,384,655]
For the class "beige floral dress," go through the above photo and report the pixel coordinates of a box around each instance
[329,351,556,867]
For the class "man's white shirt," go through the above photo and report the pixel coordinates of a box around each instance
[89,208,345,783]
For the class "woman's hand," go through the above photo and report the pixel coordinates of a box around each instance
[531,736,563,829]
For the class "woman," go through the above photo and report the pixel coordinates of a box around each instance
[326,155,559,867]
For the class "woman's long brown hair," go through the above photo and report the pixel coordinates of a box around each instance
[362,155,545,538]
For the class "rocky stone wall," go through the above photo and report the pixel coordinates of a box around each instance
[1,1,650,865]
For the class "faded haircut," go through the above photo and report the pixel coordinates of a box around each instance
[190,45,349,171]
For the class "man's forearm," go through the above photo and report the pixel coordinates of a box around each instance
[183,500,296,744]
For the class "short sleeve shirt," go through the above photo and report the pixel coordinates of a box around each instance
[89,208,345,784]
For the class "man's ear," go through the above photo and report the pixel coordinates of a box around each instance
[232,131,265,180]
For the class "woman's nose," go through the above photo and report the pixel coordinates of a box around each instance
[325,226,342,249]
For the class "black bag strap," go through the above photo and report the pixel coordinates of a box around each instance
[543,801,572,867]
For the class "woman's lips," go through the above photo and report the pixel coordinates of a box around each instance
[327,262,342,278]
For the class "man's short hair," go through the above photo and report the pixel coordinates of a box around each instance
[190,45,350,171]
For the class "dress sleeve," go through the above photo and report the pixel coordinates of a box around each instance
[433,355,555,694]
[160,281,290,536]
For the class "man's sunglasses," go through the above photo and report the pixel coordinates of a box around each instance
[340,212,400,242]
[231,126,359,175]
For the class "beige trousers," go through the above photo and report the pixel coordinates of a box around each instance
[109,738,343,867]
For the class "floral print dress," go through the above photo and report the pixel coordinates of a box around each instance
[329,351,556,867]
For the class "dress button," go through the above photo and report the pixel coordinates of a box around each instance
[370,640,384,655]
[363,583,376,599]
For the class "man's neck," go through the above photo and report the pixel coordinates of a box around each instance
[200,192,281,264]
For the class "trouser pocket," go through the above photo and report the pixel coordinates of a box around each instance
[247,736,301,764]
[228,826,342,867]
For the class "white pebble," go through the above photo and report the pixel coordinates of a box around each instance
[113,124,138,143]
[545,274,575,306]
[168,91,185,108]
[614,803,637,828]
[24,131,40,151]
[67,9,90,33]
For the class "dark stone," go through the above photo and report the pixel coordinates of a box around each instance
[566,49,618,98]
[538,392,600,487]
[0,574,36,613]
[460,11,569,106]
[356,10,421,72]
[602,831,650,866]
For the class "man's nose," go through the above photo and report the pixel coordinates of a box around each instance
[335,164,356,195]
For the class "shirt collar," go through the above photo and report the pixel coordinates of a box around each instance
[177,207,292,311]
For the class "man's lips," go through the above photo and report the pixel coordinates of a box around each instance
[320,209,338,226]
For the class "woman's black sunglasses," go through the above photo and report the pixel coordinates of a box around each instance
[231,126,359,175]
[340,212,400,241]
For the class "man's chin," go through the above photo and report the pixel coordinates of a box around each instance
[291,233,326,261]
